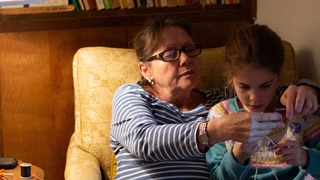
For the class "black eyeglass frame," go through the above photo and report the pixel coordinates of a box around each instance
[146,44,202,62]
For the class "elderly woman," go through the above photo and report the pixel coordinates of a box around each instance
[110,16,319,179]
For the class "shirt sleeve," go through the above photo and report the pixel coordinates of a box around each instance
[207,101,228,120]
[301,114,320,178]
[302,147,320,178]
[206,142,251,180]
[110,85,203,162]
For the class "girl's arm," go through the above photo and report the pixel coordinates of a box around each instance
[302,114,320,178]
[206,142,251,180]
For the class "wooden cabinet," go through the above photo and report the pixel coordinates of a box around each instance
[0,1,256,179]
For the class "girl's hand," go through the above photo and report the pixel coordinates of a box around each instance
[232,142,257,164]
[274,139,308,168]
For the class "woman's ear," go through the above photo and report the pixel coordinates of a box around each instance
[138,62,151,80]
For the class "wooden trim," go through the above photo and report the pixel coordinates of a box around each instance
[0,0,256,33]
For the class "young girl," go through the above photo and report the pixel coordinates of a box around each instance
[206,24,320,179]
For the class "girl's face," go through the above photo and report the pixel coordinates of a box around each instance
[140,26,201,95]
[232,65,278,113]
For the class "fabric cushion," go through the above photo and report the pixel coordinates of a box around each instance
[72,47,140,179]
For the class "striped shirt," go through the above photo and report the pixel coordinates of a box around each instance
[111,84,228,180]
[110,83,288,179]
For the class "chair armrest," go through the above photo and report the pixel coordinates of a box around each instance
[65,134,102,180]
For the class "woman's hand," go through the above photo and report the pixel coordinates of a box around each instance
[232,142,257,164]
[280,85,319,119]
[207,112,284,145]
[274,139,308,168]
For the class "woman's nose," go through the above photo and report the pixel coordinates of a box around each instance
[179,51,191,65]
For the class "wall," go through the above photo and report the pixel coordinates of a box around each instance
[256,0,320,83]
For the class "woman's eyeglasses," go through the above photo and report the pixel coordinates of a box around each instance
[147,44,202,62]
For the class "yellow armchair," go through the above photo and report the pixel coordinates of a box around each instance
[64,42,298,180]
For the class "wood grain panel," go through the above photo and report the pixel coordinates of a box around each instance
[1,31,62,179]
[0,27,128,180]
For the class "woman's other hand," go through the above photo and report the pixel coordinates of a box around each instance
[280,85,319,119]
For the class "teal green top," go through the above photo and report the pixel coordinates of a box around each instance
[206,97,320,180]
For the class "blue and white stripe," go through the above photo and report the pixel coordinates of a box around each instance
[110,83,226,179]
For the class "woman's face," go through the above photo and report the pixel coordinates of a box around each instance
[140,26,201,94]
[232,65,278,113]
